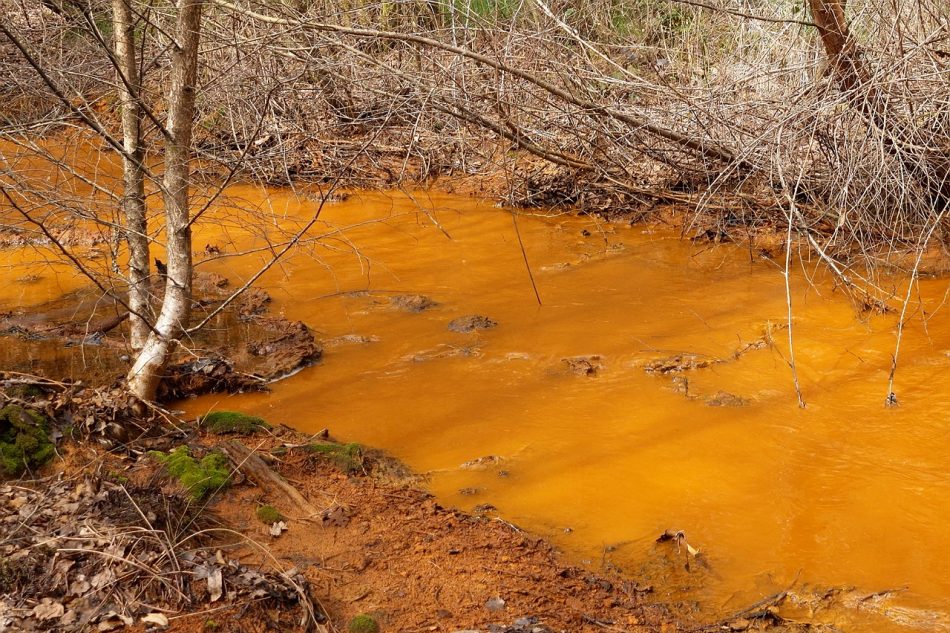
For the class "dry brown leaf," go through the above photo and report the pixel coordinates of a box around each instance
[141,612,169,627]
[90,568,115,589]
[97,611,133,630]
[208,569,223,602]
[32,598,64,621]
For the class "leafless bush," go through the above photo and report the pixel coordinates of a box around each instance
[2,0,947,275]
[1,0,947,400]
[180,0,947,253]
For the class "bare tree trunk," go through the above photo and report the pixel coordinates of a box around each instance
[127,0,203,402]
[808,0,950,210]
[112,0,151,351]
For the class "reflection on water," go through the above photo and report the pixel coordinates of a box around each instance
[5,184,950,631]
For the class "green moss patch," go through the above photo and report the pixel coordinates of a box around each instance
[149,446,230,500]
[256,504,283,524]
[0,547,50,593]
[200,411,271,435]
[306,442,362,473]
[5,384,44,400]
[348,614,379,633]
[0,405,55,477]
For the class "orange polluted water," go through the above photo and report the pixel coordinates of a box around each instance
[8,184,950,630]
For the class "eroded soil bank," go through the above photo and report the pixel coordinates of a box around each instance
[1,396,765,633]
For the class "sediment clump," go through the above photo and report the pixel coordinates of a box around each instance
[0,272,322,401]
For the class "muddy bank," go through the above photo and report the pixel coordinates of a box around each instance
[1,381,835,633]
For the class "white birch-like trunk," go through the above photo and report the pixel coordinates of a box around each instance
[112,0,151,351]
[127,0,203,402]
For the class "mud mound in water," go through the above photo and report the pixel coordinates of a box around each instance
[158,313,323,401]
[245,317,323,377]
[389,293,438,312]
[157,357,263,401]
[0,273,322,398]
[448,315,498,333]
[562,355,603,376]
[236,287,271,318]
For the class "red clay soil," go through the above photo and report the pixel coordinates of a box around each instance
[165,430,680,633]
[2,408,803,633]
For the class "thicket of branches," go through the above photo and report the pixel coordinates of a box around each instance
[0,0,948,402]
[5,1,948,231]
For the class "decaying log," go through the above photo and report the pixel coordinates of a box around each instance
[87,312,129,334]
[219,439,320,520]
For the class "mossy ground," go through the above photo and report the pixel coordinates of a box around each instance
[5,384,44,400]
[306,442,362,473]
[0,405,55,477]
[256,504,283,524]
[150,446,230,500]
[0,553,43,593]
[200,411,271,435]
[348,614,379,633]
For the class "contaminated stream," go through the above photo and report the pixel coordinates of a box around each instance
[4,182,950,632]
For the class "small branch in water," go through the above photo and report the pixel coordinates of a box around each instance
[657,529,703,572]
[885,204,947,407]
[510,210,542,306]
[85,312,129,335]
[782,222,806,409]
[0,372,69,389]
[693,589,790,632]
[775,134,806,409]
